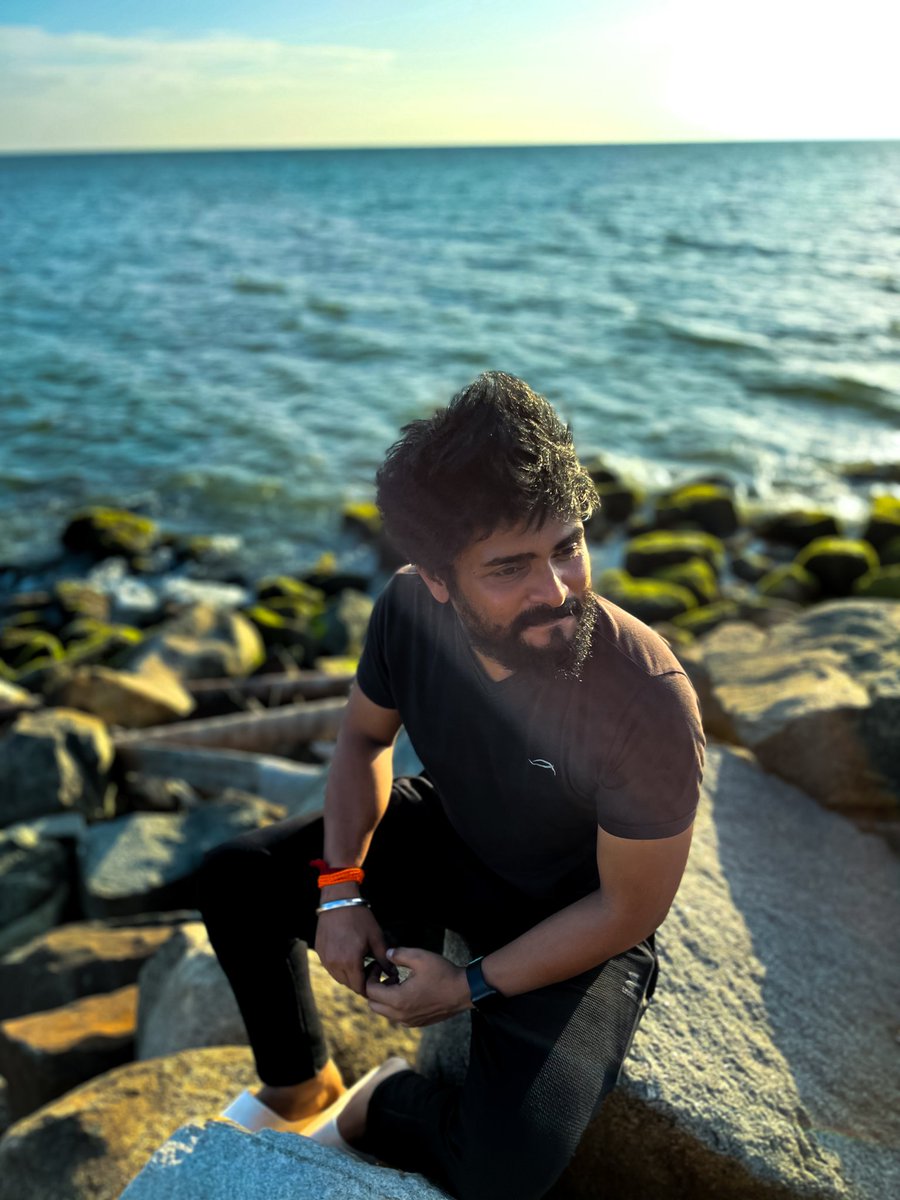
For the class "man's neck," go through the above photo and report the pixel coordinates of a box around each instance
[472,648,515,683]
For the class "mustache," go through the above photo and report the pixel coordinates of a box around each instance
[512,596,584,634]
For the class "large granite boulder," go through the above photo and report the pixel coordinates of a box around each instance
[78,799,285,919]
[0,1046,259,1200]
[0,914,189,1021]
[682,600,900,812]
[0,984,137,1121]
[421,744,899,1200]
[136,922,421,1081]
[0,826,70,958]
[0,708,115,827]
[121,603,264,682]
[122,1119,449,1199]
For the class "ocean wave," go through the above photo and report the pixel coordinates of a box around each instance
[232,275,288,295]
[663,231,781,257]
[744,366,899,419]
[657,317,772,354]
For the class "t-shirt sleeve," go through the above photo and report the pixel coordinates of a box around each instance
[355,584,398,710]
[595,671,705,839]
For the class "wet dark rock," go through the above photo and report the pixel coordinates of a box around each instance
[655,483,740,538]
[731,549,776,584]
[624,530,725,577]
[757,562,820,604]
[62,509,160,564]
[862,494,900,553]
[754,509,840,548]
[600,569,697,623]
[793,537,879,598]
[853,564,900,599]
[653,558,719,605]
[0,827,70,959]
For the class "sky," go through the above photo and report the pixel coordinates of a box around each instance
[1,0,898,153]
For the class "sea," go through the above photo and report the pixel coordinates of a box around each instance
[1,140,898,581]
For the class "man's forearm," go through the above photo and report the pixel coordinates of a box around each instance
[480,890,656,998]
[320,728,394,893]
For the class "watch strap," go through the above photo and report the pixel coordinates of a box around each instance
[465,955,501,1009]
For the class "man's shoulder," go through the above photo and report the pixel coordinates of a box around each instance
[586,592,687,684]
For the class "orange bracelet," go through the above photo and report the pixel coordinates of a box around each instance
[310,859,365,889]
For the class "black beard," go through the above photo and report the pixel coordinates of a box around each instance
[453,591,597,681]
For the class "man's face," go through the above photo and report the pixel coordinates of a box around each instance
[440,516,595,679]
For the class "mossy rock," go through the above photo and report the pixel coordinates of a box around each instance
[53,581,111,623]
[624,530,725,577]
[241,604,318,665]
[342,501,382,540]
[309,591,374,658]
[256,576,327,613]
[655,483,740,538]
[582,456,622,486]
[1,609,46,631]
[878,535,900,567]
[862,494,900,552]
[757,563,821,604]
[731,550,776,585]
[0,628,66,668]
[670,598,742,636]
[590,481,642,526]
[599,569,697,624]
[314,655,359,676]
[61,508,159,561]
[653,558,719,605]
[755,509,840,548]
[794,537,879,598]
[852,564,900,600]
[58,618,144,654]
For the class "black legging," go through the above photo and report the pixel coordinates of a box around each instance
[197,776,658,1200]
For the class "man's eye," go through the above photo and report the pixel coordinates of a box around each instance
[556,542,580,558]
[493,564,523,578]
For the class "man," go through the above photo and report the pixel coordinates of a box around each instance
[200,372,705,1200]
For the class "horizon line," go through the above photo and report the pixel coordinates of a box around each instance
[2,135,898,159]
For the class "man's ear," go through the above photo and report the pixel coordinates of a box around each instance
[416,566,451,604]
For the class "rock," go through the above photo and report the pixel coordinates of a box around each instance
[61,508,159,562]
[0,707,115,827]
[341,500,382,540]
[311,590,374,657]
[685,600,900,812]
[121,603,264,681]
[44,665,195,729]
[624,530,725,577]
[861,494,900,552]
[0,985,137,1121]
[79,799,286,920]
[656,483,740,538]
[256,576,326,608]
[241,603,319,666]
[421,745,900,1200]
[53,581,111,624]
[0,680,39,711]
[758,562,821,604]
[0,627,64,674]
[158,579,251,611]
[755,509,841,548]
[853,564,900,599]
[0,915,188,1021]
[0,827,70,958]
[0,1077,8,1137]
[670,598,742,637]
[653,557,719,604]
[0,1046,259,1200]
[794,538,879,598]
[590,481,640,526]
[136,922,421,1081]
[732,549,777,584]
[122,1119,449,1200]
[599,569,697,624]
[879,536,900,567]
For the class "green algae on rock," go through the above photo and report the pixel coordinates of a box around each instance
[600,569,697,624]
[757,563,820,604]
[754,508,841,548]
[794,537,879,597]
[853,564,900,600]
[862,494,900,552]
[624,530,725,577]
[671,598,742,637]
[653,557,719,605]
[655,483,740,538]
[62,509,159,562]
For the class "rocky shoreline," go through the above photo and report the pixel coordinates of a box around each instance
[0,466,898,1198]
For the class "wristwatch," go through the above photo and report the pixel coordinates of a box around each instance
[465,955,502,1010]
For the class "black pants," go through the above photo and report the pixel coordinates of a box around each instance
[197,777,658,1200]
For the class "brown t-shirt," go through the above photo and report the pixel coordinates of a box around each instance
[357,570,705,905]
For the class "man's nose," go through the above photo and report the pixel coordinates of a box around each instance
[528,563,568,609]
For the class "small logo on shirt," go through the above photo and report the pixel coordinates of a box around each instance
[528,759,557,776]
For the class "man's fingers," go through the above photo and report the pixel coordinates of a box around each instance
[385,945,420,969]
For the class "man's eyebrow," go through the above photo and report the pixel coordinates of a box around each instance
[481,527,583,568]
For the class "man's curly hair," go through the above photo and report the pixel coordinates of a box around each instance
[375,372,596,577]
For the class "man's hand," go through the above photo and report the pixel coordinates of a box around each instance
[315,906,396,997]
[365,947,473,1027]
